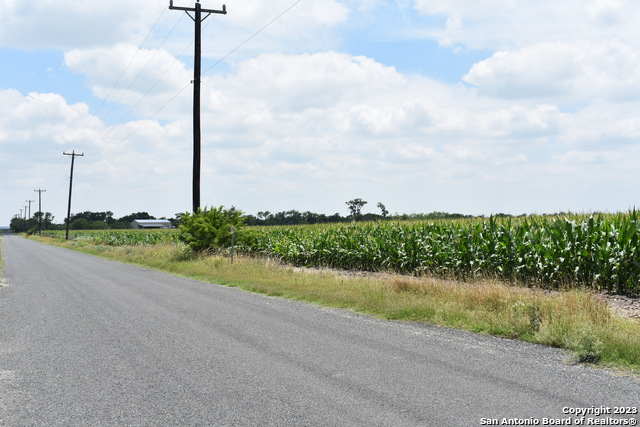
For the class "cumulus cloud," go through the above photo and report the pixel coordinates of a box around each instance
[0,0,160,49]
[412,0,640,50]
[464,41,640,103]
[0,87,193,218]
[4,1,640,222]
[193,53,563,182]
[189,0,350,60]
[228,0,348,30]
[64,44,192,120]
[216,51,406,112]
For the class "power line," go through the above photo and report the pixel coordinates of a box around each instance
[35,6,181,192]
[203,0,304,76]
[93,7,170,123]
[98,9,186,126]
[73,0,305,198]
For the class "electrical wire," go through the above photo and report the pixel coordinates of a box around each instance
[78,0,305,175]
[37,0,306,216]
[35,5,176,193]
[203,0,304,76]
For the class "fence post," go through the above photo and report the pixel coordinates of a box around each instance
[230,226,235,264]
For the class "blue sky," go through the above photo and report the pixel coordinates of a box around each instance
[2,0,640,225]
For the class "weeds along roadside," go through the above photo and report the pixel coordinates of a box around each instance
[30,234,640,374]
[0,232,3,287]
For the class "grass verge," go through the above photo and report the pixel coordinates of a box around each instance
[34,236,640,374]
[0,231,4,287]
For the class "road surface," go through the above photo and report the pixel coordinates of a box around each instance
[1,232,639,426]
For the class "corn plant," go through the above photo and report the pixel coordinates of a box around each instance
[43,229,179,246]
[243,212,640,295]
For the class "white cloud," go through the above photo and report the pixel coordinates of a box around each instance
[216,51,406,112]
[4,1,640,223]
[0,90,97,146]
[412,0,640,50]
[64,44,192,120]
[464,41,640,103]
[189,0,350,61]
[0,0,161,49]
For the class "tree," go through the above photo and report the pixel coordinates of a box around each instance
[169,213,185,228]
[117,212,155,223]
[33,211,55,231]
[377,202,388,219]
[70,218,90,230]
[346,198,368,221]
[178,206,245,252]
[10,215,27,233]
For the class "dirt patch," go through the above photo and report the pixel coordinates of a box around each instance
[600,294,640,321]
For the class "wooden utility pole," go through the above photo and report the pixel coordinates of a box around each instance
[64,151,84,240]
[34,188,46,235]
[169,0,227,213]
[25,199,34,219]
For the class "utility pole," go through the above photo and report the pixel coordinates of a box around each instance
[169,0,227,213]
[64,151,84,240]
[25,199,34,219]
[34,188,46,235]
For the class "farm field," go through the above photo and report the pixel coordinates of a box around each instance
[46,211,640,296]
[33,215,640,371]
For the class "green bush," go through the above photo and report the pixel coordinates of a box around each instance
[178,206,245,252]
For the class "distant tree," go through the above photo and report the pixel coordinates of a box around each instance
[377,202,388,219]
[242,214,259,226]
[89,220,109,229]
[69,211,114,226]
[327,213,344,223]
[105,211,115,225]
[117,212,155,223]
[346,198,368,221]
[302,211,321,224]
[10,215,27,233]
[257,211,271,221]
[111,221,131,229]
[70,218,90,230]
[32,211,55,231]
[361,213,381,222]
[169,213,185,228]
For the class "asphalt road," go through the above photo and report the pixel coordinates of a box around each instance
[1,232,639,426]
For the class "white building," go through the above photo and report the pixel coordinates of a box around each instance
[130,219,172,229]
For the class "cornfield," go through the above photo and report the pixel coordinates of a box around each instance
[45,212,640,295]
[42,229,179,246]
[245,213,640,295]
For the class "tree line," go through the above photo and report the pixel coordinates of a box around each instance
[9,211,178,233]
[9,197,489,233]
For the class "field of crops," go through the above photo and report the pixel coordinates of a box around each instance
[246,213,640,296]
[42,229,179,246]
[44,212,640,295]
